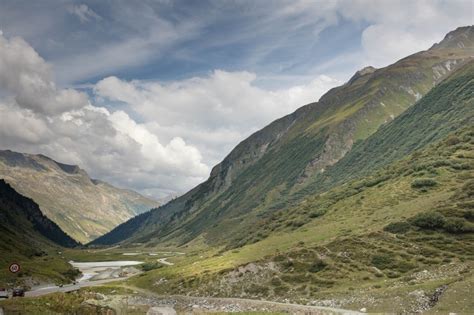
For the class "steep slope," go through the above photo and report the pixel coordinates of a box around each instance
[92,26,474,247]
[0,180,80,286]
[127,63,473,313]
[302,58,474,194]
[131,125,474,313]
[0,151,159,243]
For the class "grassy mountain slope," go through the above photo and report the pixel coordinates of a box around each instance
[92,26,474,247]
[296,59,474,202]
[0,150,160,243]
[125,72,474,312]
[0,180,80,287]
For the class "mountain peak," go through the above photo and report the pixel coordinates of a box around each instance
[431,25,474,50]
[346,66,377,85]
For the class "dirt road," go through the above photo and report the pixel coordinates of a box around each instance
[121,285,363,315]
[25,277,129,297]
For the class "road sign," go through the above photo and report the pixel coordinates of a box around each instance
[9,263,20,273]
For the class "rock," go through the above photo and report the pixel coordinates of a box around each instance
[360,307,367,312]
[95,293,106,300]
[147,307,177,315]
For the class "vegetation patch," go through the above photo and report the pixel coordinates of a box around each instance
[411,178,438,189]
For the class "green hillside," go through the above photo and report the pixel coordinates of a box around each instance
[92,26,474,248]
[0,180,80,288]
[123,67,474,312]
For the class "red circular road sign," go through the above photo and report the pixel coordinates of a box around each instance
[9,263,20,273]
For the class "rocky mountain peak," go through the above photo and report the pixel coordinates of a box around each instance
[346,66,377,85]
[431,25,474,50]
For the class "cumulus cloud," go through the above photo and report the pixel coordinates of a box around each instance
[94,71,340,165]
[0,33,209,198]
[0,32,339,197]
[0,34,88,115]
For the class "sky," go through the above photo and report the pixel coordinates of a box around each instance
[0,0,472,199]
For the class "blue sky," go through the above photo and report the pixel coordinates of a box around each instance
[0,0,472,198]
[0,1,383,86]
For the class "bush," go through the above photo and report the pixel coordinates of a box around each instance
[270,277,282,286]
[62,268,81,281]
[141,262,163,271]
[309,209,327,218]
[371,254,392,269]
[444,218,473,234]
[384,221,411,234]
[308,259,327,273]
[464,210,474,220]
[411,178,438,189]
[411,212,446,229]
[446,135,461,146]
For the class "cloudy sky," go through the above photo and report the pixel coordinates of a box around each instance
[0,0,472,198]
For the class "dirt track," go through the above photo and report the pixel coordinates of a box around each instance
[120,285,363,315]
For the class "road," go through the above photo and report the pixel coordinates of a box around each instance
[25,277,129,297]
[121,285,364,315]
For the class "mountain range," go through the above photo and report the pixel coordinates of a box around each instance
[107,27,473,312]
[92,26,474,249]
[0,25,473,313]
[0,150,159,243]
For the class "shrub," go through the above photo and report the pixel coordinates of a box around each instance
[270,277,282,286]
[395,260,417,273]
[411,178,438,189]
[308,259,327,273]
[464,209,474,220]
[141,262,163,271]
[384,221,411,234]
[411,212,446,229]
[446,135,461,146]
[444,218,473,234]
[371,254,392,269]
[62,268,81,281]
[309,209,326,218]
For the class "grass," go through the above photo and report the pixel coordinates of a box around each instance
[0,290,112,314]
[118,126,474,313]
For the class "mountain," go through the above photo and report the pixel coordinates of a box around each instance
[124,43,474,313]
[0,151,159,243]
[0,179,80,287]
[92,26,474,247]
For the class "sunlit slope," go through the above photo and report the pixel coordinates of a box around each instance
[0,151,159,243]
[92,26,474,248]
[129,112,474,313]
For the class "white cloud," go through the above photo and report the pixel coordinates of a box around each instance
[0,32,340,198]
[0,33,210,198]
[336,0,473,67]
[0,0,471,199]
[68,4,101,23]
[0,34,88,115]
[94,71,340,166]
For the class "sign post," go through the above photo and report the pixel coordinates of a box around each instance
[9,263,20,274]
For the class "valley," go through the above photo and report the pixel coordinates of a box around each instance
[0,25,473,314]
